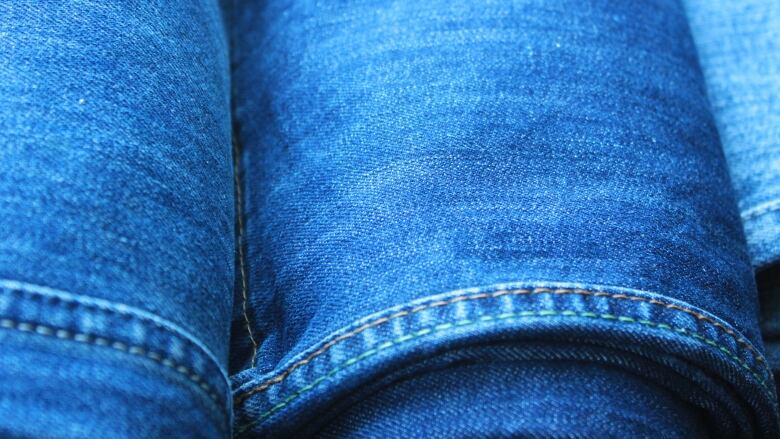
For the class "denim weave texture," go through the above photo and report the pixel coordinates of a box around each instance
[225,0,776,437]
[0,0,778,438]
[0,1,234,437]
[684,0,780,385]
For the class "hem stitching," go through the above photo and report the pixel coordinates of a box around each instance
[234,308,772,435]
[0,317,221,404]
[234,286,768,405]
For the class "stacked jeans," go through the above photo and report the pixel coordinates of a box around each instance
[0,0,778,437]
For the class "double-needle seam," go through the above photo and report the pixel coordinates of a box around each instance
[234,286,768,406]
[234,308,771,436]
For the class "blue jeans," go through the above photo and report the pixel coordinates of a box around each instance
[0,0,778,437]
[684,0,780,387]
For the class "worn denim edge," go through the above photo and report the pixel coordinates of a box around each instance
[742,199,780,222]
[742,204,780,268]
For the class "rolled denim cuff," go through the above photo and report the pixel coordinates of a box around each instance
[226,0,779,436]
[317,346,710,437]
[232,283,774,437]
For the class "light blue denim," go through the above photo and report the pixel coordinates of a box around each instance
[684,0,780,390]
[685,0,780,270]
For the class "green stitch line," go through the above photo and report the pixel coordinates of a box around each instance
[235,310,772,436]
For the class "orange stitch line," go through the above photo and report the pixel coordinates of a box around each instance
[234,286,767,405]
[233,134,258,366]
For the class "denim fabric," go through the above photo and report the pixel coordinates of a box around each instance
[317,352,709,437]
[759,269,780,381]
[684,0,780,270]
[225,0,778,437]
[684,0,780,389]
[0,1,234,437]
[1,0,778,437]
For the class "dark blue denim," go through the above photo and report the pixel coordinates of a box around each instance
[225,0,778,437]
[684,0,780,390]
[0,1,233,437]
